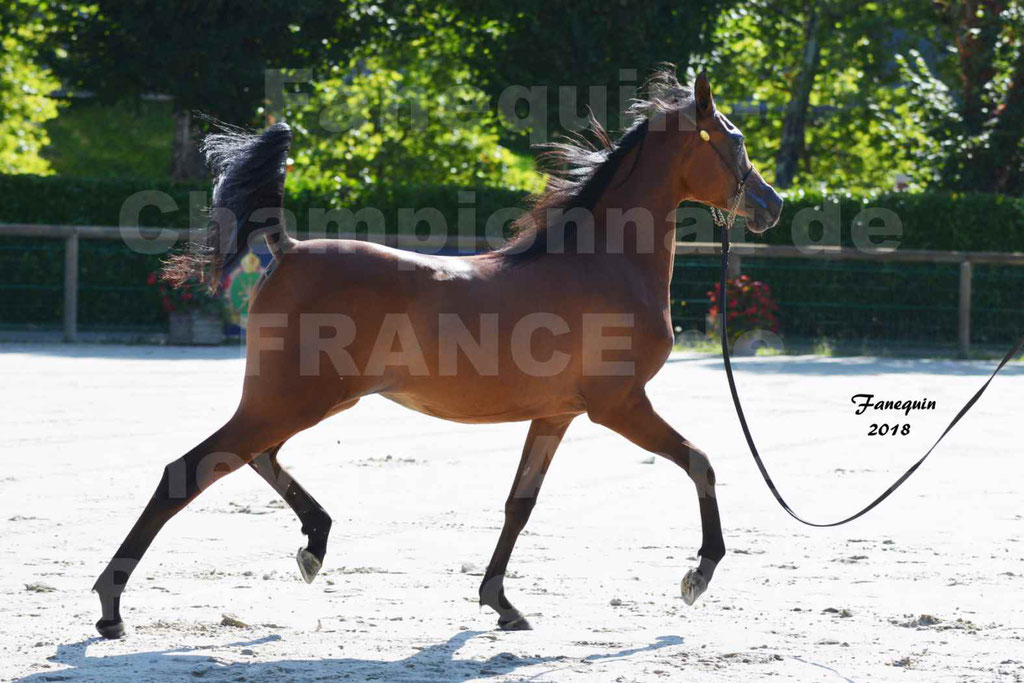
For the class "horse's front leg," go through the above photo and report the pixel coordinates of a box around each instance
[590,392,725,605]
[479,415,574,630]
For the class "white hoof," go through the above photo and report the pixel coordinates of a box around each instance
[296,547,322,584]
[680,568,708,606]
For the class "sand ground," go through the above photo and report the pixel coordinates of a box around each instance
[1,344,1022,681]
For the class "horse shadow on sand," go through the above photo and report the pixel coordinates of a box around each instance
[16,631,685,681]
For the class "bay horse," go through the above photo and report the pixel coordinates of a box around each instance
[93,69,783,638]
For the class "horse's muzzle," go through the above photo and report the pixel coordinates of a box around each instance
[744,179,783,233]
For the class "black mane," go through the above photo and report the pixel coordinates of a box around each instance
[499,67,692,262]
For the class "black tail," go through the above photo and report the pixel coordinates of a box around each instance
[163,122,293,290]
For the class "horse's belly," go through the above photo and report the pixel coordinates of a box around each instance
[380,381,585,424]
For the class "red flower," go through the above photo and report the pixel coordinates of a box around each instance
[146,272,158,286]
[707,275,781,339]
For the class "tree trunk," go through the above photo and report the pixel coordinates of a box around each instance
[949,0,1005,134]
[171,109,206,182]
[942,0,1021,192]
[988,50,1024,193]
[774,6,822,189]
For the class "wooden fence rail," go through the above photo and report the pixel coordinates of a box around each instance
[3,223,1024,355]
[691,241,1024,357]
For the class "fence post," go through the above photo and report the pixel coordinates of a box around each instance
[958,260,972,358]
[728,252,742,279]
[63,231,78,342]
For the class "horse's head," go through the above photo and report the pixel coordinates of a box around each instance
[681,72,783,234]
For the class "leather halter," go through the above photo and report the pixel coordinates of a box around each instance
[698,128,752,231]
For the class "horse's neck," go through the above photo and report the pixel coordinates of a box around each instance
[592,129,685,293]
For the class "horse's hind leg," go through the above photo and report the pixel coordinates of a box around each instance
[479,415,573,630]
[249,446,332,583]
[91,411,311,639]
[248,398,358,583]
[590,393,725,606]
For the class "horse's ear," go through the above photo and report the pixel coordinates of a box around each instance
[695,70,715,116]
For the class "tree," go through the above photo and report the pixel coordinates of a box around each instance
[44,1,377,180]
[929,0,1024,192]
[708,1,932,191]
[773,3,823,189]
[448,0,734,145]
[0,1,60,174]
[282,7,534,198]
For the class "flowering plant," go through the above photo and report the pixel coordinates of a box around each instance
[707,274,780,344]
[146,271,222,316]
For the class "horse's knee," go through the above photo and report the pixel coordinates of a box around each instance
[504,496,537,528]
[682,446,716,495]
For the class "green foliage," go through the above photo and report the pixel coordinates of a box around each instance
[673,188,1024,347]
[453,0,733,146]
[44,1,364,125]
[0,4,60,174]
[4,0,1018,197]
[40,0,388,180]
[0,174,206,226]
[283,46,537,192]
[42,99,177,180]
[678,189,1024,256]
[4,0,1021,345]
[0,173,530,329]
[31,3,541,192]
[895,1,1024,193]
[754,190,1024,252]
[3,173,1023,343]
[4,172,1023,245]
[707,1,929,191]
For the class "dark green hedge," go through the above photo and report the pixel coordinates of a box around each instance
[2,173,1023,249]
[669,257,1024,348]
[670,190,1024,347]
[748,190,1024,253]
[1,173,1022,344]
[0,174,530,329]
[0,174,206,227]
[0,173,527,236]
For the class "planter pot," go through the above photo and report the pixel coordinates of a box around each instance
[168,310,224,345]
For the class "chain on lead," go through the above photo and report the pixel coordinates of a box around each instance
[711,178,746,230]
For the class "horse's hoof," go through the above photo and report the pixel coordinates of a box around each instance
[96,618,125,639]
[296,547,322,584]
[681,568,709,606]
[498,616,532,631]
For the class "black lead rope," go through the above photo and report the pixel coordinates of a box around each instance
[719,229,1024,527]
